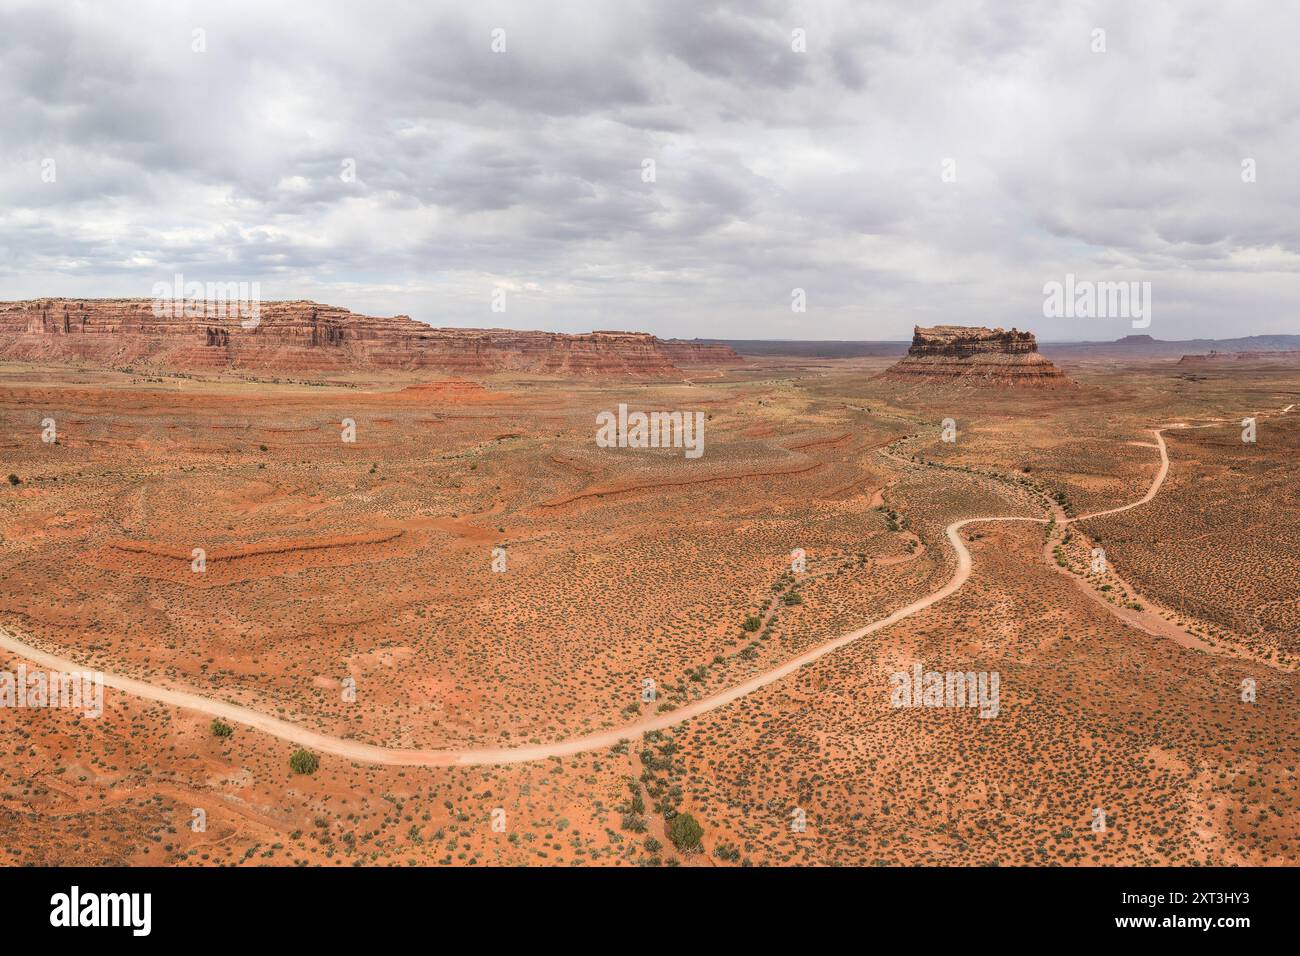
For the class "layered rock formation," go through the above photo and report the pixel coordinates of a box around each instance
[0,299,742,377]
[656,338,747,367]
[880,325,1072,387]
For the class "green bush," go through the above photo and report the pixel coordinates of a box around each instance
[713,841,741,862]
[210,719,233,738]
[742,615,762,632]
[668,812,704,852]
[290,748,320,775]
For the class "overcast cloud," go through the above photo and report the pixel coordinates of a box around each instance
[1,0,1297,340]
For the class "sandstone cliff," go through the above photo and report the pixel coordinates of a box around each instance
[0,299,742,377]
[880,325,1073,387]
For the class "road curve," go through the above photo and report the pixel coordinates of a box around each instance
[1068,429,1169,524]
[0,427,1183,768]
[0,515,1044,767]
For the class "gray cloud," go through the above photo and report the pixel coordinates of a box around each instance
[0,0,1297,340]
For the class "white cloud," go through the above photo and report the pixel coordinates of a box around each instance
[0,0,1296,340]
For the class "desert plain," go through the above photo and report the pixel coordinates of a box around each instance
[0,347,1297,867]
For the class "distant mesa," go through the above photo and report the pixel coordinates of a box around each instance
[880,325,1074,387]
[1178,349,1300,365]
[0,298,743,378]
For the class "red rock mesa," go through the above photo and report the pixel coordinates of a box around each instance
[0,299,742,377]
[880,325,1073,387]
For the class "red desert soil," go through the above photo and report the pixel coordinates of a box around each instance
[5,405,1286,767]
[1,355,1296,866]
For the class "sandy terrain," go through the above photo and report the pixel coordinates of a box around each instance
[1,357,1296,866]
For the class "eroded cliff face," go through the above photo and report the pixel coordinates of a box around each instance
[655,339,745,367]
[0,299,742,376]
[880,325,1073,387]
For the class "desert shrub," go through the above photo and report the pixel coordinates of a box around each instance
[668,812,704,852]
[714,841,741,862]
[210,719,233,738]
[290,749,320,775]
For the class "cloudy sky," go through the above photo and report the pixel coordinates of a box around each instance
[1,0,1296,341]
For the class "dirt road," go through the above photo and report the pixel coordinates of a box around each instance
[0,420,1234,767]
[0,510,1048,766]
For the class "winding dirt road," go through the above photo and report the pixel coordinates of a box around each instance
[1066,428,1169,525]
[0,422,1227,768]
[0,513,1036,768]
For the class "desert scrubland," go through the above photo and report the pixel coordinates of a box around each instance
[1,353,1296,866]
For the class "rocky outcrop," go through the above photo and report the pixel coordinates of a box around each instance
[880,325,1073,387]
[0,299,743,377]
[656,338,747,366]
